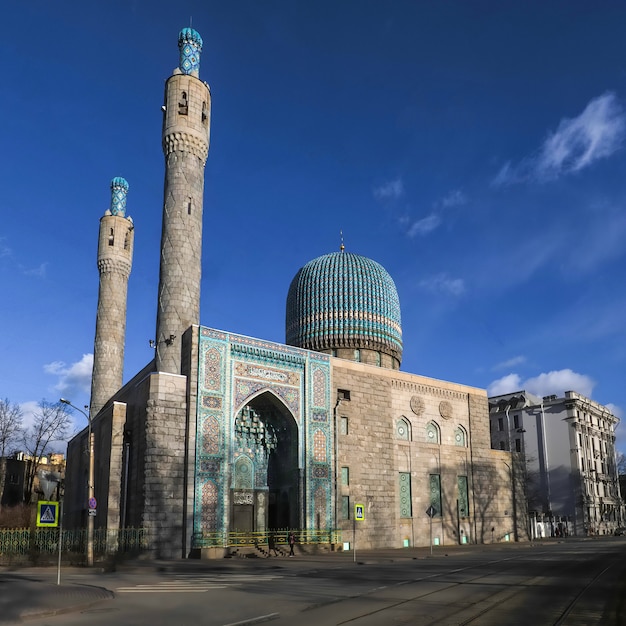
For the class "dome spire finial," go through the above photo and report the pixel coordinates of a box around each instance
[339,230,345,252]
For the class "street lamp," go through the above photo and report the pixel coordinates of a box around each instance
[60,398,94,566]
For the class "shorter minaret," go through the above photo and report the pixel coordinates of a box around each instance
[90,177,134,416]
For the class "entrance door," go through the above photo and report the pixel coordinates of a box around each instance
[232,504,253,531]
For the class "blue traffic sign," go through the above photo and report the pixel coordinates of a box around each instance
[37,501,59,527]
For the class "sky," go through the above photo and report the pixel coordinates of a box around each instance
[2,1,626,450]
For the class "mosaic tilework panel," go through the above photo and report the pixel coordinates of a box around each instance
[234,456,253,489]
[314,486,327,528]
[202,416,220,455]
[200,480,219,533]
[234,379,300,420]
[204,348,222,391]
[195,327,334,542]
[313,430,327,462]
[313,368,327,407]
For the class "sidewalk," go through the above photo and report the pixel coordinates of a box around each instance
[0,569,113,624]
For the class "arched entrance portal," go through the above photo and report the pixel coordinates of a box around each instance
[231,392,299,531]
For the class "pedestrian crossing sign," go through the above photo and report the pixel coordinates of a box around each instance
[37,501,59,527]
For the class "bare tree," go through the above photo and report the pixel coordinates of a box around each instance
[22,400,71,504]
[0,398,23,510]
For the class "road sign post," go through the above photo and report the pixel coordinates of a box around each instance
[354,503,365,563]
[426,505,437,557]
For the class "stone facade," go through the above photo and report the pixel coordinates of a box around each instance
[333,359,520,548]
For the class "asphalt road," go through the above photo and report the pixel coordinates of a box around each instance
[18,537,626,626]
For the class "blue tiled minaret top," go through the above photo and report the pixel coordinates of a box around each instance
[109,177,129,216]
[286,251,403,364]
[178,27,203,76]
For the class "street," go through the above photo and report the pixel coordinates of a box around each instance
[11,537,626,626]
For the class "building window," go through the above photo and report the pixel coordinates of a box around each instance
[426,421,440,444]
[341,496,350,519]
[458,476,469,517]
[499,441,505,450]
[429,474,442,517]
[513,415,520,429]
[337,389,351,401]
[399,472,412,518]
[498,417,504,431]
[454,426,467,447]
[515,439,521,452]
[397,418,410,440]
[354,349,361,362]
[339,416,349,436]
[341,466,349,486]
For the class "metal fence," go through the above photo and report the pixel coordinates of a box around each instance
[193,528,341,548]
[0,527,147,562]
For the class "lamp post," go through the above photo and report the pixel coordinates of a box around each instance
[60,398,94,566]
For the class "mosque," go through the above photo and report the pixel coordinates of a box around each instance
[64,28,518,558]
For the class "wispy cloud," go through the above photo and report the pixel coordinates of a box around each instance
[407,214,441,237]
[419,273,466,296]
[374,178,404,200]
[22,262,48,278]
[493,92,626,185]
[0,238,10,259]
[488,368,595,398]
[493,355,526,371]
[44,353,93,399]
[403,188,467,238]
[440,189,467,208]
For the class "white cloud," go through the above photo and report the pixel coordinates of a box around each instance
[493,355,526,371]
[419,273,466,296]
[44,353,93,399]
[494,92,626,185]
[488,368,595,399]
[488,373,522,396]
[407,213,441,237]
[374,178,404,200]
[606,403,623,419]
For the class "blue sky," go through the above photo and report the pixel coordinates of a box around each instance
[2,2,626,449]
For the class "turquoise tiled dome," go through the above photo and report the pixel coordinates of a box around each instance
[286,252,402,363]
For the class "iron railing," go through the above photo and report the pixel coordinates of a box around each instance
[0,527,147,559]
[193,528,341,548]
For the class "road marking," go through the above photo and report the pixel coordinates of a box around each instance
[116,573,283,593]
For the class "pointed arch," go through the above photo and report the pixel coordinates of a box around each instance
[396,416,411,441]
[426,421,441,444]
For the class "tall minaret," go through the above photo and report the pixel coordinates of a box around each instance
[155,28,211,374]
[90,177,135,416]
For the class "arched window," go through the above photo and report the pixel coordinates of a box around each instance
[426,421,440,444]
[454,426,467,447]
[396,417,410,441]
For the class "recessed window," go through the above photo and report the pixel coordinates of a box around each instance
[337,389,351,401]
[426,421,440,444]
[397,418,410,441]
[339,416,349,436]
[341,496,350,519]
[454,426,467,447]
[341,466,349,486]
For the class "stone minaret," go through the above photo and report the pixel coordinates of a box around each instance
[90,177,134,416]
[155,28,211,374]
